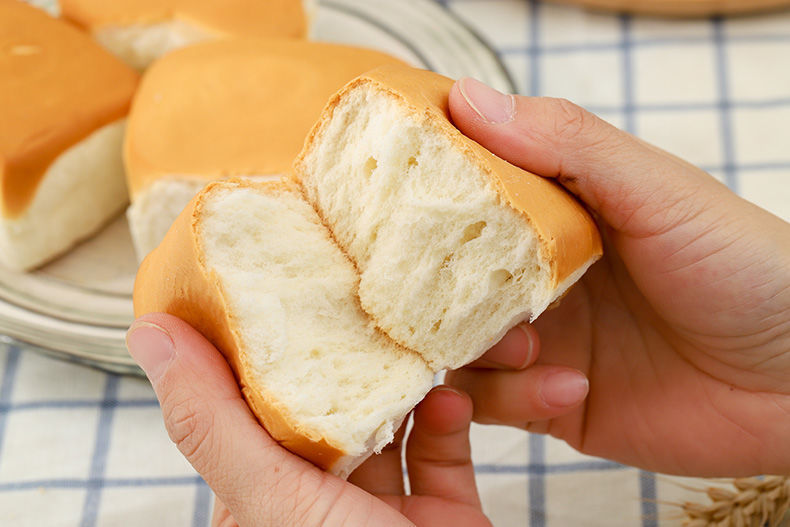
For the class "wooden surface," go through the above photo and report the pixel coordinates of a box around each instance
[548,0,790,17]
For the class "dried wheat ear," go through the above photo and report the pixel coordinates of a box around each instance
[677,476,790,527]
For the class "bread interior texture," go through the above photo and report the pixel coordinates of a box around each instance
[127,177,208,260]
[300,86,553,369]
[0,120,128,271]
[199,185,433,471]
[128,175,282,261]
[94,20,212,71]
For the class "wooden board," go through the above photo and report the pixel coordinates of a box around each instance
[548,0,790,17]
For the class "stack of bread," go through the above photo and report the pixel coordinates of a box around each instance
[1,0,312,270]
[5,0,602,478]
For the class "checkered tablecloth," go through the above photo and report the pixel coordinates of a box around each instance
[1,1,789,526]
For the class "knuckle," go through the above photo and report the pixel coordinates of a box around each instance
[547,97,620,154]
[551,98,591,143]
[265,468,328,526]
[162,393,215,469]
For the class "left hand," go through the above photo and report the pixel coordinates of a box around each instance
[126,313,493,527]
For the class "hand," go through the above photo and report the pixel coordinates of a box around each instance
[126,313,493,527]
[445,78,790,477]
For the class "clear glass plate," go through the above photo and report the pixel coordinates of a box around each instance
[0,0,515,375]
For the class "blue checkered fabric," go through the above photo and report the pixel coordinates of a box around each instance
[1,1,788,525]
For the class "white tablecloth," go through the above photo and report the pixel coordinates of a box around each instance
[1,0,789,525]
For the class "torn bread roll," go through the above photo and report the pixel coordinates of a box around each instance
[0,0,138,271]
[125,39,406,259]
[133,179,434,479]
[295,65,603,370]
[134,66,601,476]
[59,0,311,70]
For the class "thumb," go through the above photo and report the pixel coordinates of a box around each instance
[126,313,410,527]
[448,78,733,237]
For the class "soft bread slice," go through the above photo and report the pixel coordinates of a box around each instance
[133,179,434,478]
[60,0,309,70]
[0,0,138,271]
[295,65,603,370]
[125,39,407,259]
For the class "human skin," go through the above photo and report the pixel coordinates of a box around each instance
[445,78,790,477]
[126,78,790,526]
[126,313,495,527]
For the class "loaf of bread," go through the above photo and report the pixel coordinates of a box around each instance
[125,39,406,259]
[59,0,310,70]
[135,65,601,475]
[0,0,138,271]
[134,179,435,478]
[295,65,602,369]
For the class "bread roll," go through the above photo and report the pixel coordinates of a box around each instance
[134,179,434,478]
[0,0,138,271]
[135,65,601,475]
[60,0,310,70]
[125,39,406,259]
[295,65,602,369]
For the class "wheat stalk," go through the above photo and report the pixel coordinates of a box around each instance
[678,476,790,527]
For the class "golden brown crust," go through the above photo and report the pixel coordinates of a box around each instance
[60,0,307,39]
[133,178,345,471]
[125,39,407,198]
[0,0,138,218]
[294,64,602,287]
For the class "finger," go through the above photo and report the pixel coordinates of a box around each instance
[126,313,411,527]
[448,78,729,237]
[126,313,313,521]
[348,420,407,495]
[445,365,588,427]
[211,496,237,527]
[405,386,481,508]
[466,323,539,370]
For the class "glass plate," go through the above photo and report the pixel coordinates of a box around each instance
[0,0,515,375]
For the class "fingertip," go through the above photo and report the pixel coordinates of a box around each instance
[466,323,539,370]
[126,317,175,382]
[426,384,472,407]
[133,312,211,349]
[448,78,468,115]
[414,385,473,434]
[443,365,589,427]
[448,79,490,133]
[406,384,481,507]
[130,313,241,403]
[133,312,186,332]
[539,369,589,409]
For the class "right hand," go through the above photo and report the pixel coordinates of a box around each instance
[445,78,790,477]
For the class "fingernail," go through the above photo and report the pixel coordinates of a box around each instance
[517,325,535,369]
[481,325,534,369]
[458,77,516,124]
[126,320,175,381]
[431,385,464,397]
[540,370,589,408]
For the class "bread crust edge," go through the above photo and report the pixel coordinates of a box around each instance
[132,178,348,474]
